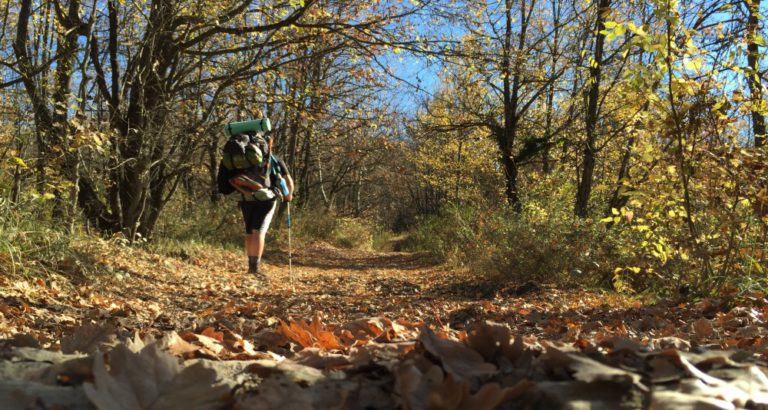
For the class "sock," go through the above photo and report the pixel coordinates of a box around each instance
[248,256,260,272]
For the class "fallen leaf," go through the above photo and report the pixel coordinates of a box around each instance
[83,341,229,409]
[61,323,117,354]
[693,319,714,339]
[542,346,643,386]
[159,331,200,358]
[466,321,520,362]
[278,317,343,351]
[418,326,497,380]
[236,374,314,410]
[292,348,352,369]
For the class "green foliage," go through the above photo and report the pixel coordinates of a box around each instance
[152,196,243,248]
[289,208,374,250]
[292,207,337,243]
[399,189,614,285]
[330,218,374,250]
[0,196,84,278]
[399,205,480,263]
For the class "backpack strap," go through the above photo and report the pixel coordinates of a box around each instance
[269,155,282,177]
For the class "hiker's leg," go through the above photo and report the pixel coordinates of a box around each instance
[255,230,267,259]
[241,200,276,274]
[246,231,262,273]
[245,232,260,257]
[241,201,262,274]
[255,200,277,260]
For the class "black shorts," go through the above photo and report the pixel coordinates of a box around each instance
[239,199,277,234]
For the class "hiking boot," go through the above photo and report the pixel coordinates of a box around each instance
[248,259,268,281]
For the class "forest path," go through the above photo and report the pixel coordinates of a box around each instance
[2,240,505,342]
[1,239,762,353]
[94,241,515,337]
[1,238,635,345]
[4,240,768,408]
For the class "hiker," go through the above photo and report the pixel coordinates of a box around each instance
[217,130,294,277]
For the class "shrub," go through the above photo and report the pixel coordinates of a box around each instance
[399,201,626,287]
[331,218,374,250]
[0,195,84,278]
[292,207,337,243]
[153,194,244,248]
[399,204,482,263]
[289,207,376,250]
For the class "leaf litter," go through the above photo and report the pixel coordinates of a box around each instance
[1,241,768,408]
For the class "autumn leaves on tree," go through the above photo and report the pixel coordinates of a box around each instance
[1,0,768,314]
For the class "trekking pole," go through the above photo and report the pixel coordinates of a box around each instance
[287,201,294,290]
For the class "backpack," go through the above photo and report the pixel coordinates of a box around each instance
[221,134,265,171]
[216,134,268,196]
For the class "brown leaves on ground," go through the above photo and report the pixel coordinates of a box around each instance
[5,319,768,409]
[418,326,497,380]
[278,317,344,350]
[3,241,768,408]
[84,341,228,410]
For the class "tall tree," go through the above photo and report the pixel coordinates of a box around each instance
[745,0,765,148]
[575,0,611,218]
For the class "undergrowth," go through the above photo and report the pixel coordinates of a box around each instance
[0,197,76,278]
[398,196,768,298]
[154,195,385,253]
[290,207,385,251]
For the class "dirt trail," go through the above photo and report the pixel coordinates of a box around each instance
[1,241,483,343]
[95,241,501,338]
[2,240,764,353]
[122,242,454,333]
[0,239,746,347]
[4,241,768,408]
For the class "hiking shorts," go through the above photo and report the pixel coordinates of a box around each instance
[239,199,277,234]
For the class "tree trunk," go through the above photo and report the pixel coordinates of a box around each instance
[575,0,611,218]
[497,0,525,212]
[542,0,562,174]
[14,0,116,231]
[746,0,765,148]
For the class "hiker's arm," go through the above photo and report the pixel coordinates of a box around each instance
[285,174,295,202]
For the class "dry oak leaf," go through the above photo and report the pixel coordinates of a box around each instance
[236,374,313,410]
[394,358,527,410]
[292,348,353,369]
[542,346,644,387]
[180,331,225,358]
[62,323,117,355]
[662,350,768,407]
[245,359,325,387]
[252,328,289,351]
[278,317,343,351]
[394,359,447,410]
[220,328,262,358]
[418,326,497,381]
[693,319,715,339]
[278,320,314,348]
[84,341,229,410]
[158,332,200,359]
[649,391,734,410]
[201,327,224,342]
[422,374,526,410]
[599,336,647,354]
[466,321,523,362]
[340,317,390,342]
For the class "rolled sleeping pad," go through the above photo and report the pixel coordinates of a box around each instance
[229,175,264,192]
[224,118,272,136]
